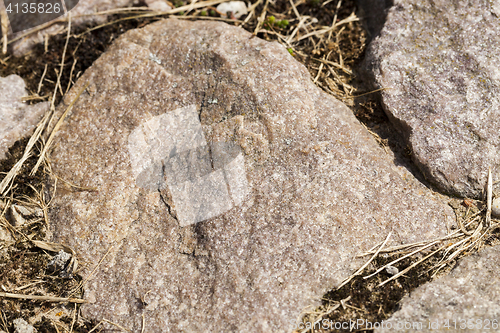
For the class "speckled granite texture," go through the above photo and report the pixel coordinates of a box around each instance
[48,19,452,332]
[365,0,500,198]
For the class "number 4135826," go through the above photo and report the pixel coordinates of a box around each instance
[6,2,62,14]
[444,319,498,330]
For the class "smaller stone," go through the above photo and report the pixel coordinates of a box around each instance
[47,250,72,278]
[6,205,26,227]
[385,265,399,276]
[13,318,36,333]
[0,75,48,161]
[492,197,500,218]
[0,226,14,243]
[216,1,247,18]
[144,0,172,12]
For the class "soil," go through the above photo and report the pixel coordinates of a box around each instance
[0,1,487,332]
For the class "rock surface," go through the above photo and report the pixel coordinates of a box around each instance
[48,18,453,332]
[377,245,500,333]
[0,74,48,160]
[365,0,500,198]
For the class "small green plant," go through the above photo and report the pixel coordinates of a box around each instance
[200,10,208,16]
[264,16,289,30]
[287,48,295,56]
[277,19,289,29]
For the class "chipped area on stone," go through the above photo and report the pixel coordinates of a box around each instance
[127,104,249,226]
[365,0,500,198]
[377,245,500,332]
[0,74,48,160]
[48,19,453,332]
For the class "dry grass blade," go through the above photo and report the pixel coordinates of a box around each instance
[313,62,324,84]
[254,0,269,34]
[345,87,392,99]
[378,244,446,287]
[32,240,79,275]
[363,240,439,280]
[0,292,85,304]
[69,245,114,298]
[0,310,8,332]
[1,4,8,54]
[358,232,460,256]
[0,214,17,241]
[36,64,48,94]
[88,319,132,333]
[0,109,51,195]
[176,15,242,23]
[52,173,98,191]
[239,0,262,26]
[337,232,392,290]
[11,281,44,292]
[296,12,359,42]
[486,167,492,228]
[297,298,349,333]
[327,0,342,42]
[309,56,352,75]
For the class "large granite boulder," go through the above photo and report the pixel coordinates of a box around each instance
[0,74,48,160]
[48,18,453,332]
[377,245,500,333]
[365,0,500,198]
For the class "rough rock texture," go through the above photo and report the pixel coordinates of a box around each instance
[377,245,500,333]
[0,74,48,160]
[48,19,453,332]
[365,0,500,198]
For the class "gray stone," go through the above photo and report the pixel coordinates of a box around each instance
[492,197,500,218]
[47,249,72,277]
[48,19,453,332]
[0,74,48,160]
[377,245,500,333]
[365,0,500,199]
[13,318,36,333]
[144,0,172,12]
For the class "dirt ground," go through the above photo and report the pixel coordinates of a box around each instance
[1,1,499,332]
